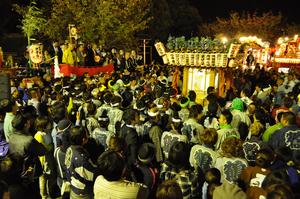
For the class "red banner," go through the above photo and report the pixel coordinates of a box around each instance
[59,64,114,77]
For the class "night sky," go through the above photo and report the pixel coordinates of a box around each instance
[1,0,300,34]
[190,0,300,23]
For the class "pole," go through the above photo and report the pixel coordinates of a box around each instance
[143,39,146,65]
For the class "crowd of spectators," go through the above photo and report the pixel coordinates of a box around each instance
[0,58,300,199]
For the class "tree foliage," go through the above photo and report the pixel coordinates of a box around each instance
[13,1,47,44]
[199,12,284,43]
[44,0,151,49]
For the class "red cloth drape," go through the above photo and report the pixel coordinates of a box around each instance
[58,64,114,77]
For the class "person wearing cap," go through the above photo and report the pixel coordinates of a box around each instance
[230,97,251,129]
[95,92,112,119]
[53,119,72,198]
[132,143,159,198]
[161,111,188,159]
[178,97,190,122]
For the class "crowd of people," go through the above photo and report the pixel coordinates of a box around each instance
[0,54,300,199]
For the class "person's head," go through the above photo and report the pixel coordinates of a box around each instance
[255,148,274,168]
[288,73,294,81]
[0,99,18,114]
[35,116,52,132]
[51,102,66,123]
[221,137,244,158]
[168,141,190,170]
[69,126,88,146]
[108,136,125,154]
[156,180,183,199]
[266,184,294,199]
[280,112,296,126]
[86,102,97,116]
[68,43,75,50]
[98,110,109,128]
[180,97,189,109]
[207,86,215,95]
[188,90,196,102]
[102,92,113,104]
[189,104,203,119]
[29,88,40,100]
[254,108,266,123]
[240,88,251,98]
[97,150,125,181]
[262,170,290,189]
[11,113,30,132]
[274,147,293,163]
[250,121,264,137]
[170,111,183,131]
[122,108,139,125]
[138,143,155,165]
[205,168,221,185]
[231,98,244,112]
[207,103,219,116]
[218,110,232,126]
[92,43,97,50]
[282,97,293,109]
[199,128,218,148]
[276,78,284,86]
[110,95,122,107]
[247,103,256,115]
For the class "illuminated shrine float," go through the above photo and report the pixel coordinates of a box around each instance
[271,35,300,72]
[155,36,269,102]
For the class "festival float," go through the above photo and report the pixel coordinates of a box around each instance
[237,36,270,68]
[155,36,243,101]
[271,35,300,72]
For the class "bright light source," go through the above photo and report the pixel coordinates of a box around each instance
[294,35,298,41]
[285,37,289,41]
[221,37,228,44]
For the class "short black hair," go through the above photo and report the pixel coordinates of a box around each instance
[221,110,233,124]
[168,141,190,170]
[11,113,27,131]
[189,104,203,118]
[207,86,215,94]
[256,148,274,168]
[0,99,15,113]
[122,109,138,125]
[188,90,196,101]
[97,150,125,181]
[69,126,87,145]
[282,112,296,125]
[205,168,221,184]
